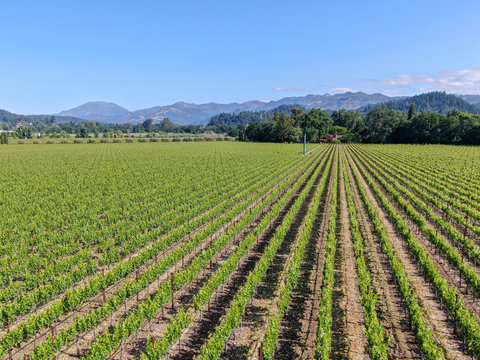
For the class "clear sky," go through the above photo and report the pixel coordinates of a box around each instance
[1,0,480,114]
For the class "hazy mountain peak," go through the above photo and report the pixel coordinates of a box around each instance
[57,101,129,122]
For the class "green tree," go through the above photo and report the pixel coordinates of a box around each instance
[158,118,178,131]
[289,107,305,127]
[142,118,154,133]
[410,112,443,143]
[15,126,32,139]
[331,109,364,132]
[304,108,332,141]
[274,113,301,143]
[329,125,348,135]
[408,103,418,120]
[453,111,480,144]
[363,105,407,143]
[78,127,88,138]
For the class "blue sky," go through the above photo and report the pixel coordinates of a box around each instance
[1,0,480,114]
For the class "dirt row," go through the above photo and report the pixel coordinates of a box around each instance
[62,151,327,360]
[346,147,471,359]
[355,146,480,247]
[12,150,326,360]
[275,155,335,360]
[114,146,480,360]
[352,147,480,323]
[110,150,328,360]
[220,149,335,360]
[365,148,480,228]
[330,152,367,360]
[5,148,314,338]
[14,143,480,360]
[163,150,330,360]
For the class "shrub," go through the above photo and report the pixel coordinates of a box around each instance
[46,140,55,144]
[18,140,26,144]
[149,138,159,142]
[60,140,69,144]
[138,138,147,143]
[73,139,84,144]
[172,138,181,142]
[100,139,110,143]
[113,139,122,143]
[87,139,96,143]
[194,137,204,141]
[161,138,171,142]
[125,138,134,143]
[33,140,41,144]
[183,138,193,142]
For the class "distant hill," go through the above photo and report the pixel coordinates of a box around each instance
[359,92,479,115]
[0,108,82,126]
[459,95,480,110]
[57,92,395,125]
[124,101,268,125]
[57,101,130,122]
[264,92,393,111]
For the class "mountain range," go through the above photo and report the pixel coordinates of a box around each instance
[2,91,480,127]
[55,92,396,125]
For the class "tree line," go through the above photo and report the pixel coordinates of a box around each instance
[240,104,480,144]
[363,104,480,144]
[3,103,480,145]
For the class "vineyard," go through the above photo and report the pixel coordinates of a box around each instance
[1,141,480,360]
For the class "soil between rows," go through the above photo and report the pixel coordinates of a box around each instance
[166,152,327,360]
[347,147,470,360]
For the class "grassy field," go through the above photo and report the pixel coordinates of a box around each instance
[0,142,480,360]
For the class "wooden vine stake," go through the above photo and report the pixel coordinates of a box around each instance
[171,273,175,309]
[454,293,459,334]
